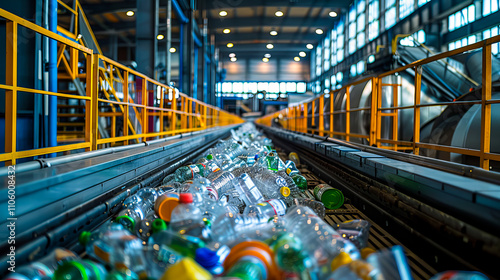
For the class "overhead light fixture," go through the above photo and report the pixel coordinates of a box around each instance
[169,47,176,53]
[227,42,234,48]
[126,10,134,17]
[266,44,274,49]
[306,44,314,49]
[294,56,300,62]
[299,51,306,57]
[270,30,278,36]
[157,34,164,40]
[275,10,284,17]
[230,57,237,62]
[262,57,269,62]
[329,11,338,17]
[316,29,324,35]
[219,10,228,17]
[223,28,231,34]
[264,53,271,58]
[229,53,236,57]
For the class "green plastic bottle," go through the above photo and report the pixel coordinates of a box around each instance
[313,184,344,209]
[265,152,280,172]
[53,260,107,280]
[291,174,308,190]
[225,257,267,280]
[174,164,205,182]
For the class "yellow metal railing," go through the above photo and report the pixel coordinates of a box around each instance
[0,9,243,165]
[257,35,500,170]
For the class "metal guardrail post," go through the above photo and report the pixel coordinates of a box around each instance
[414,66,422,155]
[5,20,18,165]
[480,44,492,170]
[91,54,99,151]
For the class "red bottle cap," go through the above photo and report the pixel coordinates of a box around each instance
[179,193,194,203]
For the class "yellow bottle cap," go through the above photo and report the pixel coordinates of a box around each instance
[331,252,353,272]
[280,187,290,197]
[160,258,212,280]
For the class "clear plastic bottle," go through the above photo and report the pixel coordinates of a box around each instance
[276,170,303,197]
[79,226,147,276]
[210,213,276,244]
[366,246,412,280]
[243,199,287,217]
[169,193,207,238]
[135,211,159,243]
[252,169,291,199]
[232,173,265,207]
[335,220,371,249]
[4,248,77,280]
[286,198,326,218]
[210,171,235,196]
[275,206,360,278]
[174,163,206,182]
[148,224,205,259]
[284,160,300,177]
[52,260,108,280]
[288,152,301,165]
[115,203,150,231]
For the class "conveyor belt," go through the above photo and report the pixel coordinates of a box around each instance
[276,149,438,280]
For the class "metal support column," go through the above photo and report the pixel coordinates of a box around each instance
[135,0,159,77]
[48,0,58,157]
[166,0,172,85]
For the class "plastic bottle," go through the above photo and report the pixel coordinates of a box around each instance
[243,199,287,217]
[313,183,345,209]
[80,227,147,277]
[170,193,207,238]
[275,206,360,278]
[285,160,300,177]
[4,248,77,280]
[135,211,160,243]
[224,241,281,280]
[154,192,180,222]
[210,213,276,244]
[52,260,107,280]
[105,270,139,280]
[327,259,376,280]
[232,173,265,207]
[366,246,412,280]
[195,248,224,276]
[429,271,490,280]
[291,174,308,190]
[286,198,326,219]
[210,171,235,196]
[288,152,301,165]
[252,169,291,199]
[263,152,280,171]
[276,170,303,196]
[149,226,205,259]
[335,220,371,249]
[174,163,206,182]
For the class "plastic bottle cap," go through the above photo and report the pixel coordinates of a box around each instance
[207,154,213,160]
[115,215,136,231]
[155,193,180,222]
[179,193,194,203]
[331,252,353,272]
[195,248,219,269]
[152,219,167,234]
[280,187,291,197]
[79,231,92,246]
[160,258,212,280]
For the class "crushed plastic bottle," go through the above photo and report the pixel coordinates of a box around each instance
[335,220,371,249]
[286,198,326,218]
[243,199,287,217]
[170,193,207,239]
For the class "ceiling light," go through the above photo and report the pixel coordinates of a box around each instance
[227,42,234,48]
[262,57,269,62]
[230,57,237,62]
[270,30,278,36]
[157,34,164,40]
[223,29,231,34]
[229,53,236,57]
[219,10,227,17]
[316,29,323,35]
[169,47,176,53]
[266,44,274,49]
[329,11,338,17]
[126,10,134,17]
[275,10,284,17]
[306,44,314,49]
[299,51,306,57]
[264,53,271,58]
[294,56,300,61]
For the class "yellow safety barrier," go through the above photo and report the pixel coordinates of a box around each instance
[257,35,500,170]
[0,8,243,165]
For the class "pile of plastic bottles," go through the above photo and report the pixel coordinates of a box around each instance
[4,123,490,280]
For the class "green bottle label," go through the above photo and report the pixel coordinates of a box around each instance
[314,184,332,200]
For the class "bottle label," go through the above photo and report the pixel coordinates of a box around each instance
[314,184,333,200]
[189,165,200,178]
[266,199,287,216]
[241,174,263,201]
[275,177,287,188]
[206,187,219,200]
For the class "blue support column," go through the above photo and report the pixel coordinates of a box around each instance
[193,46,198,100]
[48,0,58,157]
[179,23,184,92]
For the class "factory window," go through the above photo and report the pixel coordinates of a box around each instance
[418,0,430,7]
[385,0,397,30]
[400,30,426,46]
[448,5,475,31]
[357,61,366,74]
[483,0,499,17]
[368,0,380,41]
[336,20,345,63]
[248,82,258,93]
[448,35,478,51]
[331,75,337,88]
[350,64,357,77]
[357,0,367,49]
[483,26,499,55]
[257,82,268,92]
[269,82,280,93]
[222,82,232,93]
[216,82,222,93]
[297,82,307,93]
[324,36,331,71]
[316,46,323,77]
[331,29,337,66]
[325,78,330,90]
[232,82,243,93]
[399,0,415,20]
[348,5,357,54]
[315,81,321,94]
[280,82,287,93]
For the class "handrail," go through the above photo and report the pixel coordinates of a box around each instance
[257,34,500,171]
[0,8,243,165]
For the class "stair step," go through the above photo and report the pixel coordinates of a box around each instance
[57,122,85,127]
[58,113,85,117]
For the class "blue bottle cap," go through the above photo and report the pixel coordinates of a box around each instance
[194,248,219,269]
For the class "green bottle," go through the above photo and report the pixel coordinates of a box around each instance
[291,174,307,190]
[265,152,280,172]
[105,270,139,280]
[225,257,267,280]
[273,234,312,274]
[313,184,344,209]
[53,260,107,280]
